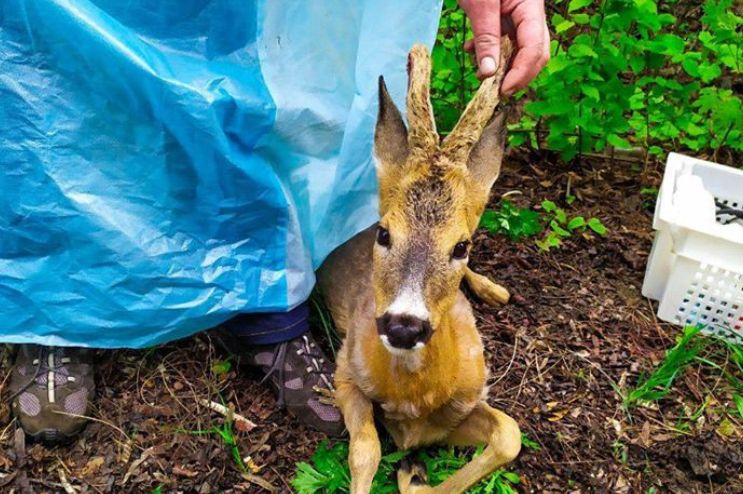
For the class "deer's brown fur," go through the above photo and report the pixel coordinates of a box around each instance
[317,38,518,494]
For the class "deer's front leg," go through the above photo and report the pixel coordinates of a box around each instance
[398,402,520,494]
[464,267,510,306]
[336,374,381,494]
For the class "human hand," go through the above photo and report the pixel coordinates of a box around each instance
[459,0,550,95]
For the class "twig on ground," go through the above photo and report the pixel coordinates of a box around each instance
[0,417,15,444]
[58,468,77,494]
[241,472,276,493]
[198,399,256,431]
[491,332,519,388]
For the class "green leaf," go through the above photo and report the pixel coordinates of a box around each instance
[568,216,586,230]
[568,0,593,13]
[568,43,598,58]
[541,200,557,213]
[629,56,646,73]
[502,471,522,484]
[734,394,743,420]
[657,34,686,56]
[572,13,590,24]
[521,433,542,451]
[607,134,632,149]
[682,58,700,77]
[552,14,576,34]
[698,62,722,82]
[554,209,568,225]
[212,359,232,375]
[587,218,608,235]
[538,233,563,251]
[581,84,600,101]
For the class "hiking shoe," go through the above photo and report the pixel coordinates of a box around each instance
[214,330,345,437]
[9,345,95,443]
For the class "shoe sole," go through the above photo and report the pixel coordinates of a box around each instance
[24,427,82,445]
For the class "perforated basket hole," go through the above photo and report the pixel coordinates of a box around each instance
[715,195,743,225]
[674,263,743,344]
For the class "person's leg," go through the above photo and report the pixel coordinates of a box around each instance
[214,301,344,436]
[8,345,95,443]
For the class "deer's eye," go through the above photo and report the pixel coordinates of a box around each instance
[376,226,391,248]
[452,241,469,260]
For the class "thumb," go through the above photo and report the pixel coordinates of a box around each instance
[465,1,502,78]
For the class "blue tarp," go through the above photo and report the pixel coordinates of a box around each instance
[0,0,442,348]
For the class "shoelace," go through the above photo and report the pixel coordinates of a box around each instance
[8,346,75,404]
[295,335,335,392]
[258,335,335,408]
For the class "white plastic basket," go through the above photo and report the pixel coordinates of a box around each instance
[642,153,743,344]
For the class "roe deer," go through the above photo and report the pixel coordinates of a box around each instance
[317,39,519,494]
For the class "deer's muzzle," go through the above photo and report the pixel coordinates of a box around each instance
[376,313,432,350]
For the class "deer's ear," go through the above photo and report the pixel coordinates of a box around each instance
[374,76,409,173]
[468,111,506,194]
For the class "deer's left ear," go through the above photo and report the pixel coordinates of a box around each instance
[467,111,507,195]
[374,76,409,172]
[374,76,409,213]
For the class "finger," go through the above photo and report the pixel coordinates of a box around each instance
[476,17,513,52]
[501,15,549,95]
[465,1,502,78]
[464,38,475,52]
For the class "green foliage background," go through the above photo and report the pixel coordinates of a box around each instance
[431,0,743,162]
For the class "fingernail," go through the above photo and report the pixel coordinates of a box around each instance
[480,56,497,75]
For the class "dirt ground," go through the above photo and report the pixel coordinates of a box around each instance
[1,150,742,493]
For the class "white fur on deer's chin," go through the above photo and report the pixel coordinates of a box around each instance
[380,335,425,372]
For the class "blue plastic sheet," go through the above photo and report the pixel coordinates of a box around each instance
[0,0,442,348]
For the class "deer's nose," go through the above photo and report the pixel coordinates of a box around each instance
[377,313,432,350]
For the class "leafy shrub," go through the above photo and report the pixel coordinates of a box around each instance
[519,0,743,159]
[479,200,607,251]
[431,0,743,159]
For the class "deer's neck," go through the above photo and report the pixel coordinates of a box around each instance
[357,304,480,417]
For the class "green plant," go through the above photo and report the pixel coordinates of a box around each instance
[211,358,232,375]
[292,440,520,494]
[480,199,607,251]
[182,416,247,473]
[480,200,543,240]
[505,0,741,159]
[611,440,628,465]
[432,1,742,159]
[520,432,541,451]
[536,200,607,251]
[733,394,743,420]
[624,326,709,408]
[292,442,353,494]
[640,187,659,210]
[621,323,743,443]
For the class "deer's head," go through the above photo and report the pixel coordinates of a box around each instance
[373,41,510,353]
